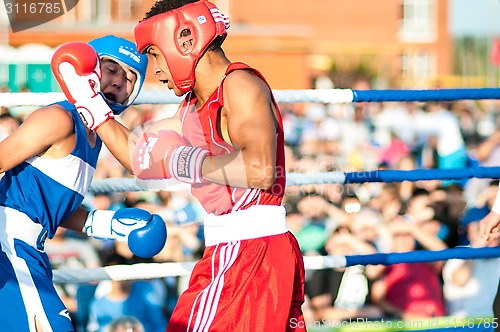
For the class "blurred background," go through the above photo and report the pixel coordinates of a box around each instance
[1,0,500,93]
[1,1,500,331]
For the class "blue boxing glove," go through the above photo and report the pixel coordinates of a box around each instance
[84,208,167,258]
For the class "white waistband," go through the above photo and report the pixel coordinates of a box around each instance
[0,206,46,249]
[203,205,288,246]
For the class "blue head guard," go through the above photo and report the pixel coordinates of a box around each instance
[88,35,148,115]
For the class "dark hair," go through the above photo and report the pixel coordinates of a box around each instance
[411,188,429,198]
[145,0,198,19]
[0,113,20,122]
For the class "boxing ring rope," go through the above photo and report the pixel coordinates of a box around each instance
[52,246,500,284]
[14,86,494,282]
[2,86,500,107]
[69,165,500,284]
[3,87,500,330]
[89,166,500,195]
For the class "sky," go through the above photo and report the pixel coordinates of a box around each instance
[450,0,500,36]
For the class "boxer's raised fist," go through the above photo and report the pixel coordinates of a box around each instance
[51,42,113,131]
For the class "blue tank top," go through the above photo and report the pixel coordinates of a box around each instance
[0,101,102,239]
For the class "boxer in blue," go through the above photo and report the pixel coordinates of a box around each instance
[0,35,167,332]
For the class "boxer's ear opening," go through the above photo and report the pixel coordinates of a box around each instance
[178,29,194,54]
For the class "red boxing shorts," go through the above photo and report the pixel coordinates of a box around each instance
[167,206,306,332]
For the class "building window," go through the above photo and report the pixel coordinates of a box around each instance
[398,0,436,43]
[92,0,111,24]
[401,51,436,87]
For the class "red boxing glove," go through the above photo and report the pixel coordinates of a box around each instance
[132,130,210,184]
[51,42,113,131]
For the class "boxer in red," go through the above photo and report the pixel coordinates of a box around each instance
[131,1,307,331]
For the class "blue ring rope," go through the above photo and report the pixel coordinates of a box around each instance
[345,246,500,267]
[352,88,500,102]
[343,166,500,184]
[89,166,500,194]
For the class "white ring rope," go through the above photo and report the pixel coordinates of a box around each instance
[0,89,353,107]
[0,89,352,107]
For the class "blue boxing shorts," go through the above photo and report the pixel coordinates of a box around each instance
[0,206,74,332]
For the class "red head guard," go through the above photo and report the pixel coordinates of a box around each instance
[134,0,230,94]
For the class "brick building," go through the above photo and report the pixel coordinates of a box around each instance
[1,0,452,91]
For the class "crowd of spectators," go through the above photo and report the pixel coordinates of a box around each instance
[2,92,500,330]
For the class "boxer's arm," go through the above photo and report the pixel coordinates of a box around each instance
[201,70,277,189]
[479,187,500,240]
[61,205,88,232]
[96,120,138,174]
[51,42,138,173]
[63,205,167,258]
[0,105,73,174]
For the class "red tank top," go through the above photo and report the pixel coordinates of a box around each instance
[384,263,446,317]
[179,62,286,215]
